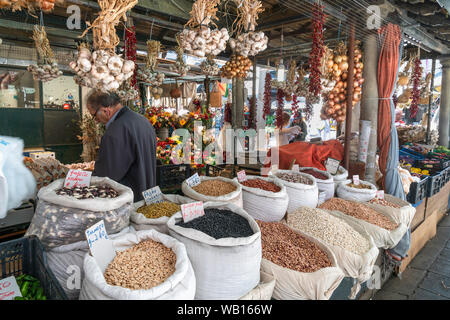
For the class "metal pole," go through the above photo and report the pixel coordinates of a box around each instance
[344,22,355,170]
[426,57,436,144]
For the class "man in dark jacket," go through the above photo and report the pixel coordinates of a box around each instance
[87,91,157,202]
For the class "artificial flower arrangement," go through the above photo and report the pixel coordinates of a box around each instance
[156,136,182,165]
[145,107,177,130]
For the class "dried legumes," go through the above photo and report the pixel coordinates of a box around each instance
[256,220,332,273]
[137,201,181,219]
[368,198,401,209]
[192,179,237,197]
[175,208,254,239]
[55,185,119,199]
[104,239,176,290]
[347,183,372,190]
[299,169,329,180]
[275,172,313,185]
[241,178,281,193]
[287,207,370,255]
[319,198,398,231]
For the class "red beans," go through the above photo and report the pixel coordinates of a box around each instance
[241,179,281,193]
[300,169,329,180]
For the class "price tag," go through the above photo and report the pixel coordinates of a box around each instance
[186,173,201,187]
[353,175,360,185]
[376,190,385,200]
[0,276,22,300]
[237,170,247,182]
[181,201,205,223]
[325,158,340,175]
[64,169,92,188]
[292,164,299,172]
[85,220,116,272]
[142,186,163,205]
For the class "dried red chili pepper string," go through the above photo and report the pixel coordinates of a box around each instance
[291,94,300,118]
[308,3,326,97]
[263,72,272,120]
[125,25,137,89]
[410,56,422,119]
[276,88,284,128]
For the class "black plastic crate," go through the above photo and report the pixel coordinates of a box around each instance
[205,164,225,177]
[0,236,67,300]
[157,164,191,191]
[407,175,429,204]
[427,172,445,197]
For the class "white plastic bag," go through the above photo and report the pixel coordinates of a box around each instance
[365,194,416,229]
[0,136,36,218]
[130,194,194,234]
[331,166,348,190]
[272,170,319,213]
[299,167,334,201]
[46,226,133,300]
[79,229,196,300]
[235,175,289,222]
[336,179,377,202]
[260,227,345,300]
[182,176,243,208]
[25,177,133,249]
[239,270,276,300]
[167,201,262,300]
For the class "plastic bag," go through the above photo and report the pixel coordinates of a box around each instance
[299,167,334,201]
[336,179,377,202]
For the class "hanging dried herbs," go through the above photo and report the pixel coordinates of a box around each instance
[276,88,284,128]
[263,72,272,119]
[308,3,325,97]
[410,56,422,119]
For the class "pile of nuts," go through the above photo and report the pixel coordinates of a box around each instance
[256,220,332,273]
[319,198,399,231]
[65,161,95,171]
[104,239,176,290]
[220,55,252,79]
[137,201,181,219]
[299,169,329,180]
[241,179,281,193]
[369,198,401,209]
[55,185,119,199]
[192,180,237,197]
[347,183,372,190]
[287,207,370,255]
[275,172,314,185]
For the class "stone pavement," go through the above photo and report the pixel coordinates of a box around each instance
[373,212,450,300]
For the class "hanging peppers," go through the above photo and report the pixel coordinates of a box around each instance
[276,88,284,128]
[125,25,137,89]
[263,72,272,119]
[224,102,232,123]
[247,96,256,129]
[410,56,422,119]
[308,3,325,97]
[291,94,300,119]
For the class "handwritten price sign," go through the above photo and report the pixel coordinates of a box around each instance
[64,169,92,188]
[376,190,385,200]
[353,175,360,185]
[142,186,163,205]
[0,276,22,300]
[85,220,116,272]
[237,170,247,182]
[181,201,205,223]
[186,173,201,188]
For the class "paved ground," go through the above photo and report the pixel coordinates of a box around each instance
[374,212,450,300]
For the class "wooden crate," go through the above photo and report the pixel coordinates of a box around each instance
[425,180,450,220]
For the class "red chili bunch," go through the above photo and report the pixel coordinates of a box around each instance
[263,72,272,119]
[410,57,422,119]
[125,26,137,88]
[291,94,300,118]
[304,98,313,122]
[276,88,284,128]
[308,3,326,97]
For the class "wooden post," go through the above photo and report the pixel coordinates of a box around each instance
[426,57,436,144]
[205,76,211,108]
[343,22,355,170]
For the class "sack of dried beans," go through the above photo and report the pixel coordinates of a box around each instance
[286,207,379,299]
[299,167,334,201]
[239,270,276,300]
[167,202,261,300]
[365,194,416,229]
[130,194,194,234]
[272,170,319,213]
[234,175,289,222]
[25,177,132,249]
[79,229,196,300]
[257,220,345,300]
[336,179,377,202]
[182,176,243,208]
[319,198,408,249]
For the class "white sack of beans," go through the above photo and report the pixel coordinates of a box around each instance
[25,177,133,249]
[330,166,348,190]
[234,175,289,222]
[364,194,416,229]
[239,270,276,300]
[326,208,408,250]
[260,225,345,300]
[181,176,243,208]
[299,167,335,201]
[79,229,196,300]
[272,170,319,213]
[336,179,377,202]
[286,207,379,299]
[46,226,134,300]
[167,202,261,300]
[130,194,195,234]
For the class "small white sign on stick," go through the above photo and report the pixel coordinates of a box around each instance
[181,201,205,223]
[0,276,22,300]
[237,170,247,182]
[85,220,116,272]
[64,169,92,188]
[325,158,340,175]
[142,186,163,205]
[353,175,360,185]
[186,173,201,187]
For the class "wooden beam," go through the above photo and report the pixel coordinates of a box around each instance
[256,15,309,31]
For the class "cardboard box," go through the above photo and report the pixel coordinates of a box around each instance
[30,151,55,160]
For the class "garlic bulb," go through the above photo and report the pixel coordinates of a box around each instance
[178,27,229,58]
[230,31,269,57]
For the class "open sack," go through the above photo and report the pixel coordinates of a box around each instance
[336,179,377,202]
